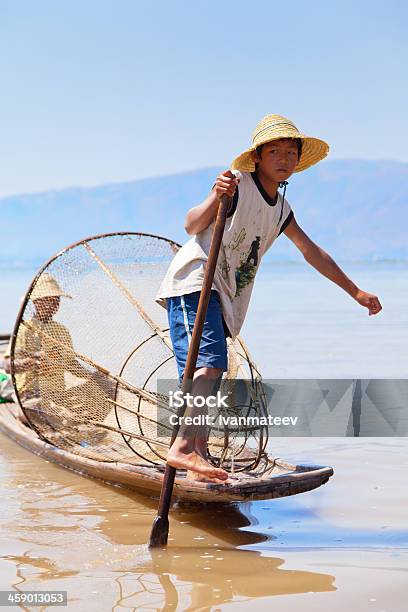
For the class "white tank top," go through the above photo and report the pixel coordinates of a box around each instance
[156,171,293,338]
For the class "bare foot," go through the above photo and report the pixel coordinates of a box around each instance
[167,448,229,481]
[186,470,234,484]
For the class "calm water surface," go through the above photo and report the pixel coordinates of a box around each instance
[0,433,407,611]
[1,261,407,377]
[243,261,408,378]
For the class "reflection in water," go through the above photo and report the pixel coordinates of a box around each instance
[5,553,78,583]
[2,553,77,612]
[87,490,272,547]
[0,439,337,610]
[108,549,336,611]
[127,547,336,610]
[1,433,407,610]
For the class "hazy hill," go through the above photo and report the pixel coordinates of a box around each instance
[1,160,407,264]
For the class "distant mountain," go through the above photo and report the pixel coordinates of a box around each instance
[1,160,407,264]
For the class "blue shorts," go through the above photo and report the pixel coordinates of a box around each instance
[167,290,229,381]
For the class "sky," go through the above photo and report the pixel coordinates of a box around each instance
[0,0,407,198]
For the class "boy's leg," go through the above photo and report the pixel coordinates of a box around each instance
[168,365,227,481]
[191,367,222,459]
[166,291,229,481]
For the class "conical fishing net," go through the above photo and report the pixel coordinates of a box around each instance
[10,232,269,472]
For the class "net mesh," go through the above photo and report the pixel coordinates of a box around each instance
[11,232,269,472]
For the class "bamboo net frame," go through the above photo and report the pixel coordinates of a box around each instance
[10,232,269,472]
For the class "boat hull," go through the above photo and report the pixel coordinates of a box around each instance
[0,405,333,502]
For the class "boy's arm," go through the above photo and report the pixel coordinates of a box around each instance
[283,217,382,316]
[185,170,239,235]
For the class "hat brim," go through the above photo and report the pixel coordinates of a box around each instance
[231,134,329,173]
[32,292,72,301]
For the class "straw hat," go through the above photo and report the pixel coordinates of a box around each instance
[231,114,329,173]
[31,273,72,301]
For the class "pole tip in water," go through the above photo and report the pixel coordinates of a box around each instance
[149,515,169,548]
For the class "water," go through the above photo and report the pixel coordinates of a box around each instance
[1,261,407,377]
[243,260,408,378]
[0,434,407,610]
[0,266,38,334]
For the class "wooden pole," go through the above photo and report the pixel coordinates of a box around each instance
[149,193,231,548]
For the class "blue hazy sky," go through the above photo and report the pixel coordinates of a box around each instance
[0,0,407,197]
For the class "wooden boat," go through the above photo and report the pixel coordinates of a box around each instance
[0,402,333,503]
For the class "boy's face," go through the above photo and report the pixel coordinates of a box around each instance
[252,138,299,182]
[33,296,60,321]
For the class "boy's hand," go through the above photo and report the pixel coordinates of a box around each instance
[355,290,382,316]
[214,170,239,200]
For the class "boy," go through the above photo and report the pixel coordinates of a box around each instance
[156,114,382,482]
